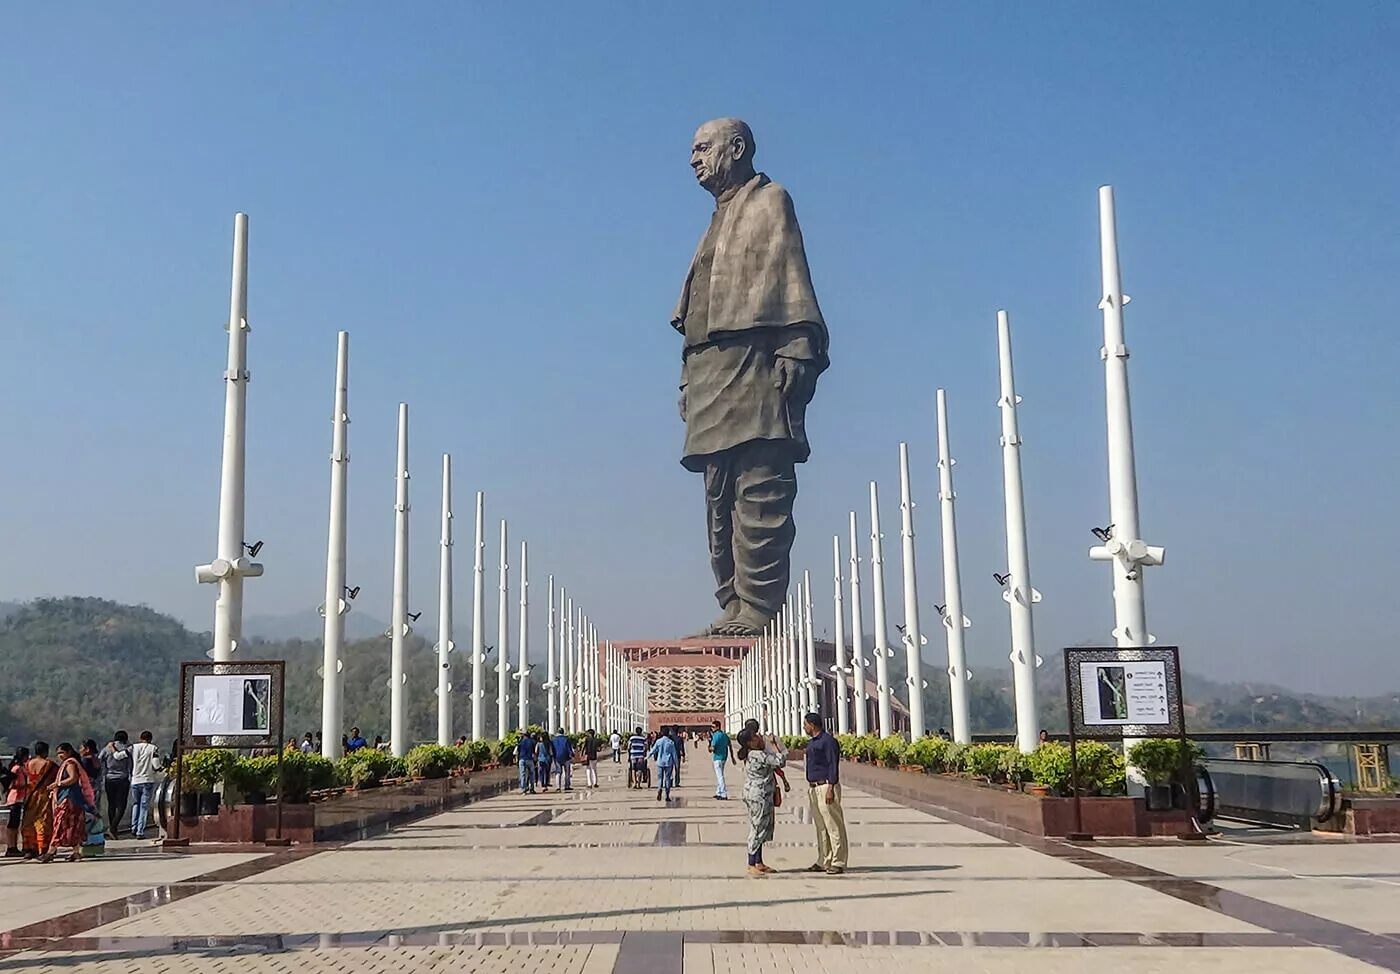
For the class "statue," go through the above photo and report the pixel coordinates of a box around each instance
[671,118,829,637]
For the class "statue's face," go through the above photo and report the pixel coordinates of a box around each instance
[690,121,742,194]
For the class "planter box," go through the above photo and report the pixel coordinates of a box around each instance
[1316,796,1400,836]
[173,766,517,845]
[836,760,1191,838]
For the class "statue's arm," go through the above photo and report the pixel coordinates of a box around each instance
[678,356,688,421]
[772,325,822,405]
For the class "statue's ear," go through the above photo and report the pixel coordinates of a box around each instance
[730,135,747,161]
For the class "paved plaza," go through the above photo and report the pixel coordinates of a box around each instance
[3,757,1400,972]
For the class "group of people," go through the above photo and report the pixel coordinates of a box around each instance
[3,730,165,862]
[509,715,848,878]
[516,729,603,793]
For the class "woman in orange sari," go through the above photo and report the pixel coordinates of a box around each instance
[44,743,93,862]
[20,741,58,860]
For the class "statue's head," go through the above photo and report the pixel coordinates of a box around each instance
[690,117,756,197]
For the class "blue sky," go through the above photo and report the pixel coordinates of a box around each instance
[3,4,1398,695]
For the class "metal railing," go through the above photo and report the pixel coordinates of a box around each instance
[1201,758,1341,830]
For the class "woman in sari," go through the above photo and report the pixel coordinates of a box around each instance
[5,746,31,857]
[43,743,93,862]
[737,726,787,877]
[20,742,58,860]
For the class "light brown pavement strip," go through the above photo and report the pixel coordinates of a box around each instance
[2,754,1398,972]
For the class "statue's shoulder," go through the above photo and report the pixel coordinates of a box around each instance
[746,174,798,218]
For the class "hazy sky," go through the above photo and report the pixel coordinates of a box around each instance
[3,5,1398,695]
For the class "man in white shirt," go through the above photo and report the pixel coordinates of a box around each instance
[129,731,164,840]
[609,731,622,763]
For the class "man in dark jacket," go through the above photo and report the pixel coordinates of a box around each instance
[551,730,574,791]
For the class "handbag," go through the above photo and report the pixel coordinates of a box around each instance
[772,783,783,808]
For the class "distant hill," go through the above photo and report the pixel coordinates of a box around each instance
[0,597,526,752]
[243,608,389,642]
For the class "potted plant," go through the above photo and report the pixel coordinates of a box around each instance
[226,755,276,805]
[183,748,236,815]
[1127,739,1204,810]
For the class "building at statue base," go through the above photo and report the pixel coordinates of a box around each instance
[614,637,910,735]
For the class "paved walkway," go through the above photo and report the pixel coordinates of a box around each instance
[2,754,1399,972]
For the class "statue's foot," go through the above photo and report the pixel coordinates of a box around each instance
[688,600,741,637]
[713,603,771,637]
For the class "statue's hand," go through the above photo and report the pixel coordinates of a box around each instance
[773,356,816,405]
[678,386,688,422]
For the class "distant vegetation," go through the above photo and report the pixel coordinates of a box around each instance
[0,597,1396,764]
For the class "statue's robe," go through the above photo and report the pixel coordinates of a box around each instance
[671,172,829,616]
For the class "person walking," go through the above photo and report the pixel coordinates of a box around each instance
[45,743,95,863]
[300,733,316,754]
[627,727,648,789]
[100,731,132,837]
[79,741,106,840]
[21,742,58,860]
[609,730,621,763]
[582,730,600,789]
[709,720,735,800]
[672,726,685,786]
[737,725,787,876]
[518,733,538,794]
[129,731,163,840]
[802,713,847,875]
[647,727,679,802]
[551,729,574,791]
[534,733,553,792]
[4,746,31,856]
[346,728,368,752]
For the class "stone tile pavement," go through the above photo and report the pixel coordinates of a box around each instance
[1,751,1398,972]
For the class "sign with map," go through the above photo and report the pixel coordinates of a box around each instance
[1064,647,1183,739]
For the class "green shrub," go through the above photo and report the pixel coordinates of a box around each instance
[1027,742,1126,796]
[406,744,463,779]
[279,750,337,802]
[1126,739,1205,786]
[183,748,236,792]
[965,743,1009,780]
[850,734,880,763]
[999,747,1030,787]
[337,749,394,788]
[836,733,862,757]
[943,742,971,774]
[905,736,950,772]
[875,734,907,768]
[226,755,277,800]
[386,757,408,780]
[781,735,808,752]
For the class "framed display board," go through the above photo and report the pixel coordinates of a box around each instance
[170,660,286,845]
[1064,647,1183,739]
[181,660,285,747]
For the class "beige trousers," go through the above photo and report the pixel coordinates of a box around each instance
[808,782,848,869]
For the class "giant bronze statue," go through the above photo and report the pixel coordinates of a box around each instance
[672,118,829,636]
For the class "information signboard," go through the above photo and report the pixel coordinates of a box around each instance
[1065,647,1183,739]
[180,660,284,748]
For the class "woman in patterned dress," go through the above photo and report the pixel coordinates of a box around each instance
[737,726,787,877]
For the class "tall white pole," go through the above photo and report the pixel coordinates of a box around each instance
[786,597,799,734]
[196,213,263,660]
[319,331,349,760]
[389,403,410,758]
[898,442,927,740]
[436,454,454,746]
[936,390,972,744]
[832,535,849,735]
[546,578,557,731]
[997,310,1041,754]
[496,520,510,739]
[564,595,575,730]
[803,570,818,722]
[1091,187,1165,784]
[517,540,529,731]
[869,482,893,737]
[1090,186,1164,643]
[471,492,485,742]
[849,512,868,736]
